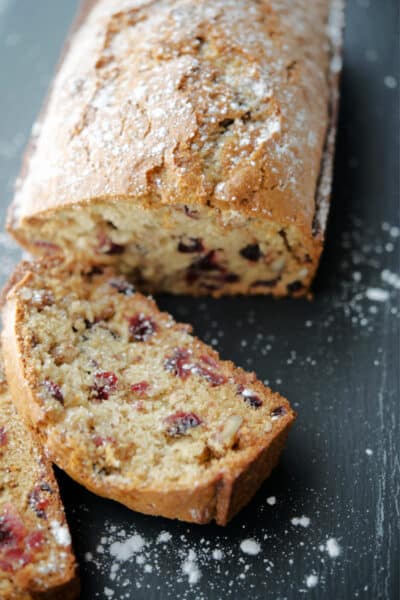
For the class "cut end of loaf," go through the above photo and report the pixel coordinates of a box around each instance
[9,201,320,297]
[2,259,295,524]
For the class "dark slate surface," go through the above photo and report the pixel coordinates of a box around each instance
[0,1,399,599]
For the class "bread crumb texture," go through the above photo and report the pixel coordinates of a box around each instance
[0,353,78,598]
[3,260,295,523]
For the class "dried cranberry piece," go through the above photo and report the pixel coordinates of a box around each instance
[25,531,44,550]
[240,244,262,262]
[199,355,219,370]
[271,406,287,419]
[92,371,118,400]
[93,435,114,447]
[177,237,204,253]
[0,506,25,547]
[219,118,235,129]
[183,205,199,219]
[287,280,304,294]
[131,381,150,396]
[0,427,7,447]
[109,278,135,296]
[194,366,227,387]
[186,251,223,284]
[164,411,202,436]
[28,484,52,519]
[238,385,263,409]
[164,348,192,379]
[40,380,64,404]
[220,272,239,283]
[96,233,124,255]
[192,251,221,272]
[128,314,158,342]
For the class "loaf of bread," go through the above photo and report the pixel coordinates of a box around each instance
[8,0,343,297]
[0,351,79,599]
[2,259,295,525]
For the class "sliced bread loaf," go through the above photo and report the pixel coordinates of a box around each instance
[2,259,295,525]
[0,351,79,599]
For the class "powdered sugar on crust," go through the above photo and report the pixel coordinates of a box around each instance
[12,0,337,239]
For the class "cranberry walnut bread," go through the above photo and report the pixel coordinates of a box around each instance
[2,260,295,525]
[8,0,344,297]
[0,353,79,599]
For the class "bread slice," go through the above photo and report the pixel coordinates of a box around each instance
[0,351,79,599]
[2,259,295,525]
[8,0,344,297]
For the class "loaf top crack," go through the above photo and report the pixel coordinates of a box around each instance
[10,0,340,236]
[2,259,295,524]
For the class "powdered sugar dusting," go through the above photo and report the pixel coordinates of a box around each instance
[326,538,341,558]
[181,549,202,585]
[291,516,311,528]
[305,573,319,588]
[240,539,261,555]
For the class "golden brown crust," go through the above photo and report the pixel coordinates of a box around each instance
[8,0,343,291]
[2,259,295,525]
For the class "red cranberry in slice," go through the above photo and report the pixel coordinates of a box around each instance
[28,484,52,519]
[0,506,25,547]
[238,385,263,409]
[164,348,192,379]
[164,411,202,436]
[93,435,115,447]
[0,427,7,447]
[271,406,287,419]
[131,381,150,396]
[92,371,118,400]
[194,365,227,387]
[40,380,64,404]
[177,237,204,253]
[25,531,44,550]
[109,278,135,296]
[183,205,200,219]
[186,251,223,284]
[199,355,219,370]
[128,314,158,342]
[240,244,261,262]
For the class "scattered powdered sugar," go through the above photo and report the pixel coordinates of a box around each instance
[110,534,146,561]
[383,75,397,89]
[305,573,319,588]
[156,531,172,544]
[50,520,71,547]
[291,516,311,528]
[267,496,277,506]
[381,269,400,290]
[325,538,341,558]
[365,288,390,302]
[212,549,224,560]
[365,448,374,456]
[181,549,202,585]
[240,539,261,555]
